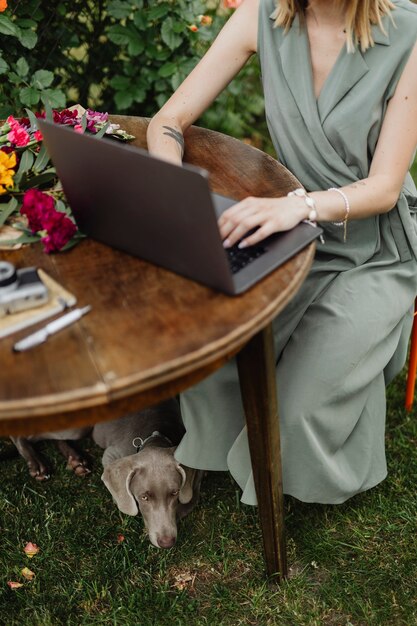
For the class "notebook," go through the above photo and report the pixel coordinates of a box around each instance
[38,119,322,295]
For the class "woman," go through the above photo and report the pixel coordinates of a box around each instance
[146,0,417,505]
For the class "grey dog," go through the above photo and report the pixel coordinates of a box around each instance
[10,399,202,548]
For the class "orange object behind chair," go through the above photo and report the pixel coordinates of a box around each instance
[405,298,417,411]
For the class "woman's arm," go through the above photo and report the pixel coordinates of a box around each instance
[220,39,417,249]
[146,0,259,165]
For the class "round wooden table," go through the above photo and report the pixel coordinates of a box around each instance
[0,116,315,581]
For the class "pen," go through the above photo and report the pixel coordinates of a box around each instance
[13,305,92,352]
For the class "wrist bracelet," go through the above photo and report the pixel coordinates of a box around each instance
[327,187,350,242]
[287,187,318,222]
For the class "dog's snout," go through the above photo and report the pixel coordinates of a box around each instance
[157,535,176,549]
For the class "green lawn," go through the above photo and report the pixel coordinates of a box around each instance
[1,166,416,626]
[0,372,416,625]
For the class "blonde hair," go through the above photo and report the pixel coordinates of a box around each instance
[272,0,395,52]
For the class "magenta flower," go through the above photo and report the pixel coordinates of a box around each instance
[20,188,77,252]
[41,213,77,253]
[53,109,79,126]
[21,189,56,233]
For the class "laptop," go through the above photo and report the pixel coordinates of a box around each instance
[38,119,322,295]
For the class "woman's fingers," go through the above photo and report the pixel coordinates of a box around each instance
[219,197,278,247]
[218,195,307,248]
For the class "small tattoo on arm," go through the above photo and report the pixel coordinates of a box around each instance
[162,125,184,157]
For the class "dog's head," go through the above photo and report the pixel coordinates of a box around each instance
[101,446,195,548]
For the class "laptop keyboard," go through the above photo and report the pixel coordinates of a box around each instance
[226,242,267,274]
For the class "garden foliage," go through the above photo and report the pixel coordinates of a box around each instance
[0,0,266,143]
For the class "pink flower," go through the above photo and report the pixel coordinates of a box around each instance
[34,130,43,142]
[86,109,108,123]
[6,115,30,147]
[73,124,84,134]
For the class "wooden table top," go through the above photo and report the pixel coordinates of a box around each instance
[0,116,314,436]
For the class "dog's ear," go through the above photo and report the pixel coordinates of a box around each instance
[177,464,196,504]
[101,457,143,516]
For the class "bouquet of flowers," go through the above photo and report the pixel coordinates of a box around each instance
[0,105,135,253]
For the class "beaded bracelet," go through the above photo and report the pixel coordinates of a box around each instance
[327,187,350,242]
[287,187,318,222]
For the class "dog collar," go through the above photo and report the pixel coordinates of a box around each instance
[132,431,173,453]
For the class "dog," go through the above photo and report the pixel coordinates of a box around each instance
[10,399,202,548]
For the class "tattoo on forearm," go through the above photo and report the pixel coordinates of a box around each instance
[162,125,184,157]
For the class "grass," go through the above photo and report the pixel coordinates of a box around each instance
[0,369,416,626]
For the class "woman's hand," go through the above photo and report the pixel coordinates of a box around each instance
[218,195,309,249]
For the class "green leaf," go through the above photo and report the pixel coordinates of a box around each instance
[161,18,183,50]
[0,14,20,37]
[24,169,57,189]
[33,143,51,173]
[16,57,29,78]
[109,75,131,90]
[19,86,40,106]
[41,89,66,109]
[15,18,37,29]
[158,62,177,78]
[127,35,145,57]
[148,5,170,20]
[60,232,85,252]
[114,91,134,110]
[133,11,147,30]
[0,57,9,75]
[43,99,53,122]
[55,199,68,214]
[107,0,132,20]
[107,24,130,46]
[32,69,54,89]
[18,28,38,49]
[16,150,35,178]
[24,108,39,131]
[95,122,110,139]
[0,233,41,246]
[0,197,18,228]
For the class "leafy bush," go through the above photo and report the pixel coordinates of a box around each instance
[0,1,268,146]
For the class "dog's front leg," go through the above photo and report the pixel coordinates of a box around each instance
[10,437,50,480]
[55,440,91,476]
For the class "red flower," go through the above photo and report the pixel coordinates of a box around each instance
[34,130,43,142]
[53,109,79,126]
[20,189,77,252]
[41,214,77,253]
[21,188,56,233]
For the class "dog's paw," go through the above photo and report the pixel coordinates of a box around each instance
[29,464,50,481]
[66,455,91,476]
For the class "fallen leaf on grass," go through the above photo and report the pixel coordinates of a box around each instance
[21,567,35,581]
[117,534,125,543]
[172,571,195,591]
[24,542,40,558]
[7,581,24,590]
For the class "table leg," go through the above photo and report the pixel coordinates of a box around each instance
[236,322,287,581]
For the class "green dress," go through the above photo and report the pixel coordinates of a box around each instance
[174,0,417,504]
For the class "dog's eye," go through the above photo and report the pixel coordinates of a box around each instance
[171,490,179,497]
[141,495,149,501]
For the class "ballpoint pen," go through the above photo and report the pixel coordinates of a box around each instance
[13,305,92,352]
